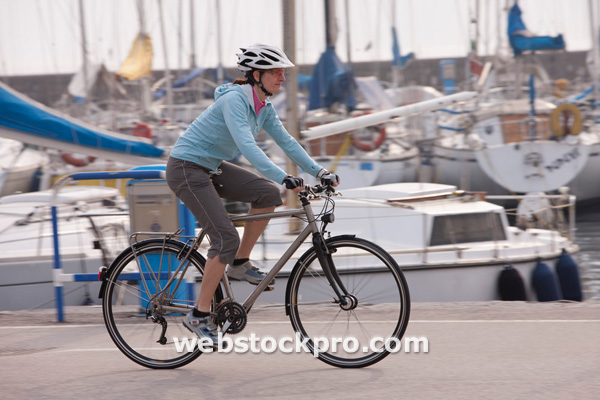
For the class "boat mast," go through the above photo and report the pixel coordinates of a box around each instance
[495,1,503,62]
[216,0,224,84]
[177,0,183,76]
[344,0,351,65]
[189,0,197,69]
[588,0,600,104]
[466,0,480,91]
[391,0,399,88]
[282,0,300,227]
[157,0,175,121]
[325,0,337,49]
[134,0,152,119]
[77,0,89,104]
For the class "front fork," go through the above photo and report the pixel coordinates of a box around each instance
[311,232,356,309]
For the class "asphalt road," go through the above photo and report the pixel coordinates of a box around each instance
[1,301,599,399]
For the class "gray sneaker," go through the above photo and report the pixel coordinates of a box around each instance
[182,311,219,348]
[226,260,275,285]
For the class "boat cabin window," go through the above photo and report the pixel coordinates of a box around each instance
[429,212,506,246]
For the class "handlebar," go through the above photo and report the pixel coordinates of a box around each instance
[299,184,339,200]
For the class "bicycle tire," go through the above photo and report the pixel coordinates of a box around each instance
[286,236,410,368]
[102,238,223,369]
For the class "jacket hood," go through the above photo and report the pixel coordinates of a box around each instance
[215,83,241,101]
[214,83,255,103]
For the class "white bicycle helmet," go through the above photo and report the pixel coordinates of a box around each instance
[236,43,295,72]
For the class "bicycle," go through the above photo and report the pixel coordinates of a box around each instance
[99,182,411,369]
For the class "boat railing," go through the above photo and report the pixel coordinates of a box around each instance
[486,193,576,241]
[77,211,130,266]
[51,170,166,322]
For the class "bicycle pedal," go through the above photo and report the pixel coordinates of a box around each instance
[263,286,274,292]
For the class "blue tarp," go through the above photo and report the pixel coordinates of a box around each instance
[508,3,565,56]
[0,81,165,158]
[308,46,356,111]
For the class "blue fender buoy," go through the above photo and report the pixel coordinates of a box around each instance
[555,250,583,302]
[498,264,527,301]
[532,260,562,301]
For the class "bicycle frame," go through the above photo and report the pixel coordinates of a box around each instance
[125,188,349,322]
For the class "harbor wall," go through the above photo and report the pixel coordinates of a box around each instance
[1,51,590,107]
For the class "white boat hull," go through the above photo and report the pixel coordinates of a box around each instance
[304,151,420,189]
[431,144,508,194]
[189,253,572,304]
[0,257,104,311]
[432,141,600,202]
[0,140,49,196]
[563,142,600,204]
[0,182,578,309]
[0,186,129,311]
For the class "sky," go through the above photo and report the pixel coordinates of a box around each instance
[0,0,595,77]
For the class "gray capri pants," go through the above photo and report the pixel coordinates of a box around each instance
[166,157,283,265]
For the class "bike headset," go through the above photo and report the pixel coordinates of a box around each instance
[236,43,295,97]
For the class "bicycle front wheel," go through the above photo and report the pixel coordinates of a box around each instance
[286,236,410,368]
[102,238,223,369]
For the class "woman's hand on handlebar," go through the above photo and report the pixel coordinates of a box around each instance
[283,175,304,193]
[319,172,340,187]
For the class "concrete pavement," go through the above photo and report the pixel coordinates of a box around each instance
[1,301,599,399]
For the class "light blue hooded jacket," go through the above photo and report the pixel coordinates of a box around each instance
[169,83,323,184]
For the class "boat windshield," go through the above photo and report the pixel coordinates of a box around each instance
[430,212,506,246]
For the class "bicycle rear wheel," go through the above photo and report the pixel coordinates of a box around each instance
[286,236,410,368]
[102,238,223,369]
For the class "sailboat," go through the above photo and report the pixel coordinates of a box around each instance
[429,2,600,204]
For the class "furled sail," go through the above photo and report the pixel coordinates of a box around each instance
[308,47,356,111]
[117,33,153,81]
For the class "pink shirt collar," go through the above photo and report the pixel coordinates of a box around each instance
[252,86,267,115]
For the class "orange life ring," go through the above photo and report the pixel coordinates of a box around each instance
[550,103,582,137]
[350,111,387,152]
[61,153,96,167]
[133,123,152,139]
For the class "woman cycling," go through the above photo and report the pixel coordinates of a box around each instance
[166,43,339,346]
